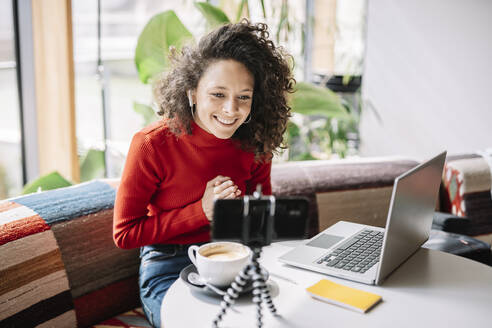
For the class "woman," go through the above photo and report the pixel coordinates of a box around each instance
[113,20,294,328]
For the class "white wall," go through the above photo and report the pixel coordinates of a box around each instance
[359,0,492,160]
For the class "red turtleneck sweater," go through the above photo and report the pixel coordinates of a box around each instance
[113,121,272,249]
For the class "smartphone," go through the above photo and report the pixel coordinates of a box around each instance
[212,197,309,245]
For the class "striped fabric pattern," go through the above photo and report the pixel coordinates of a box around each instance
[0,201,77,327]
[73,273,140,327]
[49,209,140,300]
[442,157,492,235]
[1,181,143,327]
[93,308,151,328]
[443,165,466,216]
[13,180,116,225]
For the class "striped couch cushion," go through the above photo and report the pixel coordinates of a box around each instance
[0,180,143,327]
[0,201,77,327]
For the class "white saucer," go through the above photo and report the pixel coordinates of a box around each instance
[179,264,268,297]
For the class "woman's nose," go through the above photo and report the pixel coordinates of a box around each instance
[222,97,238,114]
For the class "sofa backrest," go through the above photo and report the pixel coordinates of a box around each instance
[272,158,418,234]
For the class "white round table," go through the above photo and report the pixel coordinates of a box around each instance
[161,241,492,328]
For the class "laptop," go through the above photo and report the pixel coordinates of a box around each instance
[279,151,447,285]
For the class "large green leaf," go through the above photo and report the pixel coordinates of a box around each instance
[133,101,157,126]
[135,10,193,84]
[22,171,73,195]
[290,82,350,119]
[195,2,230,28]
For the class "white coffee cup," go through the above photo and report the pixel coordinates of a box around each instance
[188,242,251,287]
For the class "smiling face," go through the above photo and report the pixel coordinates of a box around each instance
[192,59,254,139]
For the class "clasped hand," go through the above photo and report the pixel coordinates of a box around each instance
[202,175,241,221]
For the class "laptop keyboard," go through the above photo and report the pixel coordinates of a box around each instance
[316,229,383,274]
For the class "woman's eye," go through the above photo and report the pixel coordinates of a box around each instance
[212,93,224,98]
[239,95,251,100]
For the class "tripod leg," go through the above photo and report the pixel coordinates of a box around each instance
[249,247,268,327]
[260,280,278,315]
[211,246,280,327]
[212,264,251,328]
[251,247,278,318]
[252,285,263,328]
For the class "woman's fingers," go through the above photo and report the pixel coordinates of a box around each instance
[215,184,238,199]
[214,181,242,199]
[210,175,230,187]
[221,185,239,199]
[203,176,230,221]
[209,176,242,200]
[202,176,241,221]
[224,191,237,199]
[213,179,234,194]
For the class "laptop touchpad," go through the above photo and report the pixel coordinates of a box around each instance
[306,234,343,249]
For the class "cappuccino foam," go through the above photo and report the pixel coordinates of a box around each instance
[204,250,245,260]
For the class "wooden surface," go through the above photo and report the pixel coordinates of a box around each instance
[32,0,79,182]
[312,0,337,73]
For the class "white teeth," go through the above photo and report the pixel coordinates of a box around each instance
[215,116,236,125]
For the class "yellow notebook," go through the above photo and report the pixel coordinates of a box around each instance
[306,279,382,313]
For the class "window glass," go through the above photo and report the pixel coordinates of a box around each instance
[72,0,309,176]
[311,0,366,77]
[72,1,365,167]
[310,0,366,158]
[72,1,204,179]
[0,0,23,198]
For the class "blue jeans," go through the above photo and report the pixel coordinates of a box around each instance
[139,244,193,328]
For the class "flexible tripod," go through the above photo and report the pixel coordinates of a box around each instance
[212,192,279,327]
[212,245,277,328]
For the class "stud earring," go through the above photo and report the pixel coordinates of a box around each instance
[187,90,195,119]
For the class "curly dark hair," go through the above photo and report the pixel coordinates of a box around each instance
[153,20,295,159]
